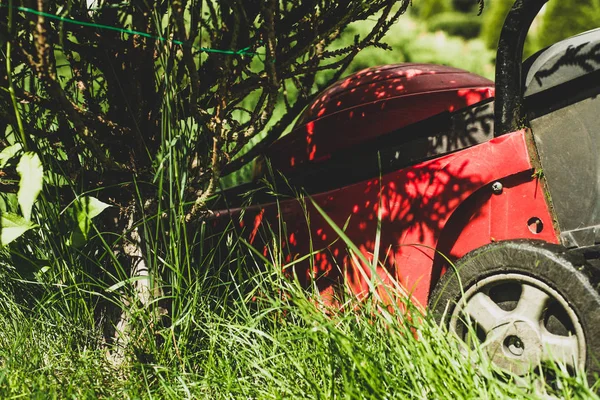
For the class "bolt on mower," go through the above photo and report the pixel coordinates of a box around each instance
[210,0,600,380]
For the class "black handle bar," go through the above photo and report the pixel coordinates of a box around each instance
[494,0,549,136]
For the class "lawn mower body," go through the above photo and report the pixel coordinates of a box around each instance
[211,67,559,306]
[212,2,600,307]
[210,0,600,377]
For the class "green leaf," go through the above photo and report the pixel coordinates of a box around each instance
[75,196,111,240]
[16,152,44,221]
[0,143,23,168]
[68,229,87,248]
[0,212,35,246]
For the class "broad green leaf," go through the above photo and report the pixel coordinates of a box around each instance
[0,212,35,246]
[75,196,111,240]
[16,153,44,222]
[68,229,87,248]
[0,143,23,168]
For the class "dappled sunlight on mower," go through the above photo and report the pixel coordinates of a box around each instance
[266,63,494,174]
[210,0,600,382]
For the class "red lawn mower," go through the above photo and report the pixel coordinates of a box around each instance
[212,0,600,377]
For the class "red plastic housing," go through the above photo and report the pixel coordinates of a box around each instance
[267,63,495,173]
[213,64,558,308]
[218,130,558,306]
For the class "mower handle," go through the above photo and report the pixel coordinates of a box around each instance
[494,0,548,136]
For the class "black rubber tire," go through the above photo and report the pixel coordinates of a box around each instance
[429,239,600,380]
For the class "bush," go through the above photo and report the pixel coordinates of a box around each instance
[480,0,513,50]
[341,15,494,79]
[538,0,600,49]
[453,0,479,13]
[428,12,483,39]
[415,0,453,19]
[479,0,539,59]
[403,32,494,78]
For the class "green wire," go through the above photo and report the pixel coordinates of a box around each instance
[1,5,256,56]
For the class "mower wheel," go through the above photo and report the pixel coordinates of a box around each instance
[429,240,600,379]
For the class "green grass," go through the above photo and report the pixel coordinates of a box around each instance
[1,251,598,399]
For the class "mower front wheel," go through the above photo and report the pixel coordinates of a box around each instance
[429,240,600,379]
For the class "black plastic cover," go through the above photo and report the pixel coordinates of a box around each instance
[529,86,600,248]
[524,28,600,96]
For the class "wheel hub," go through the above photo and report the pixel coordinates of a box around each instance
[449,273,586,375]
[486,320,543,375]
[505,335,524,356]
